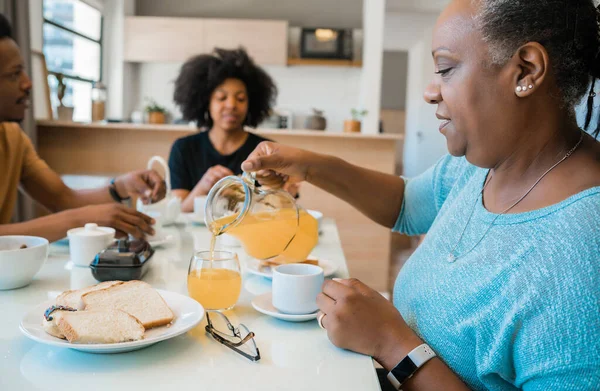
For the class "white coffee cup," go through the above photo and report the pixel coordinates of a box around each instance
[272,264,324,315]
[67,223,115,267]
[194,196,208,220]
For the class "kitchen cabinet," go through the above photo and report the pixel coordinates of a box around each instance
[124,16,287,65]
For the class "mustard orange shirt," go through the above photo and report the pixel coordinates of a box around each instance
[0,122,50,224]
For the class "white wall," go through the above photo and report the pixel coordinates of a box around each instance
[29,0,42,51]
[133,63,362,131]
[358,0,385,134]
[135,0,362,28]
[384,11,446,176]
[386,0,449,13]
[384,12,439,51]
[103,0,136,119]
[403,25,448,177]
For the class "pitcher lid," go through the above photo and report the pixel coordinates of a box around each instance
[67,223,115,237]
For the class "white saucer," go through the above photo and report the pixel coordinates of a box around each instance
[148,234,174,248]
[20,289,205,354]
[55,237,69,246]
[251,293,318,322]
[245,258,338,280]
[182,213,206,226]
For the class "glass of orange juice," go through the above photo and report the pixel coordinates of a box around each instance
[187,250,242,311]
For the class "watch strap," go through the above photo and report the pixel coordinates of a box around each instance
[386,344,436,390]
[109,178,130,202]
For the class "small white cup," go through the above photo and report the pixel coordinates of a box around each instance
[219,234,240,247]
[67,223,115,267]
[194,196,208,220]
[145,211,165,242]
[307,209,323,233]
[272,264,324,315]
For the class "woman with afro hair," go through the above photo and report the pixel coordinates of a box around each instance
[168,47,278,211]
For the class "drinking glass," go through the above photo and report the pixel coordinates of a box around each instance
[187,250,242,311]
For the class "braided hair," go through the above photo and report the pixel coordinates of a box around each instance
[474,0,600,138]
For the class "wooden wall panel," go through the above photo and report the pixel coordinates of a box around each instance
[124,17,206,62]
[204,19,288,65]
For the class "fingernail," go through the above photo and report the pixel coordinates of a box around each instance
[244,162,254,170]
[332,278,343,282]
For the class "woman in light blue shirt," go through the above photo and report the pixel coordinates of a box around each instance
[242,0,600,390]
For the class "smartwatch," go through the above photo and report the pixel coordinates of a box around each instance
[386,343,436,390]
[109,178,130,203]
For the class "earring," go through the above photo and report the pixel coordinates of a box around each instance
[516,86,523,92]
[204,111,209,122]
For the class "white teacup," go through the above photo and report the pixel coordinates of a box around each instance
[67,223,115,267]
[145,211,165,242]
[194,196,208,220]
[272,264,324,315]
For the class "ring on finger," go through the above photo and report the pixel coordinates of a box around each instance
[317,312,326,329]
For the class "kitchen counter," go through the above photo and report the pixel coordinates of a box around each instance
[36,120,404,140]
[36,120,404,292]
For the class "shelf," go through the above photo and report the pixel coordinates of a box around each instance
[286,58,363,68]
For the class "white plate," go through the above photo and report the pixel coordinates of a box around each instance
[245,258,338,280]
[19,289,204,354]
[148,234,174,248]
[251,293,318,322]
[182,213,206,226]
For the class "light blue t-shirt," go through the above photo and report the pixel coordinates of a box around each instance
[393,155,600,390]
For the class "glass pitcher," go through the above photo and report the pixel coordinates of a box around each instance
[205,173,318,263]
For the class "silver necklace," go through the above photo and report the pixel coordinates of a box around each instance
[447,131,585,263]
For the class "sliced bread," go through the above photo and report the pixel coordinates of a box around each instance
[56,309,145,343]
[82,281,174,329]
[56,281,123,310]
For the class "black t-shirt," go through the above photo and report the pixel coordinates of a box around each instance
[168,130,270,191]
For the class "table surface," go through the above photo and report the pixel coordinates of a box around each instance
[2,218,381,391]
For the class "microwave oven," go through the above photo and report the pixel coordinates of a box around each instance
[299,28,353,60]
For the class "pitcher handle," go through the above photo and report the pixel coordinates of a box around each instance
[146,156,171,194]
[242,171,256,186]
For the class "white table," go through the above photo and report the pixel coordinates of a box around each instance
[1,218,381,391]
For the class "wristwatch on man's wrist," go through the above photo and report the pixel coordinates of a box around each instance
[386,344,436,390]
[109,178,130,203]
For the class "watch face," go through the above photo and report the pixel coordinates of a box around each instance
[390,357,418,382]
[388,356,419,389]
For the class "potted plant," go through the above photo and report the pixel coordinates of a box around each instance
[55,73,74,121]
[144,98,168,124]
[344,109,368,133]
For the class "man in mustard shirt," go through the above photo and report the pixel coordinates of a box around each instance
[0,14,166,242]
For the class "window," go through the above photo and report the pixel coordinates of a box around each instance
[43,0,103,122]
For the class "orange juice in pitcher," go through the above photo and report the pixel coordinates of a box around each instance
[206,173,318,263]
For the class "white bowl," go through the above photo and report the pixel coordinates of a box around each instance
[0,236,49,290]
